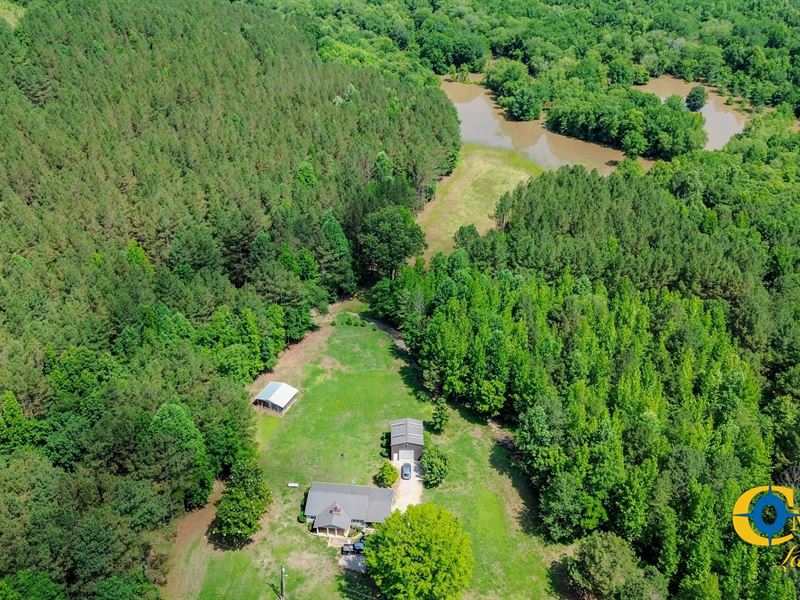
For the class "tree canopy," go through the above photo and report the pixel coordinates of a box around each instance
[365,503,474,600]
[0,0,459,595]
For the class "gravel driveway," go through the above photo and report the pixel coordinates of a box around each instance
[392,460,423,512]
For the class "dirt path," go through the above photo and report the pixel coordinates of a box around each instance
[162,481,224,600]
[248,299,361,397]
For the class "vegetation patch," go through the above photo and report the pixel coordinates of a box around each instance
[0,0,23,27]
[417,143,541,259]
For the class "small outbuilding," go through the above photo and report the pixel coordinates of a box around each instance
[390,417,424,462]
[254,381,299,413]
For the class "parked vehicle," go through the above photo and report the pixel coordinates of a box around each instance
[401,463,412,480]
[341,542,365,555]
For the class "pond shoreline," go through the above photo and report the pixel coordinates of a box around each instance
[441,74,751,175]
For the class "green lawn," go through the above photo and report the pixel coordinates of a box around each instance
[0,0,23,27]
[417,143,541,258]
[426,407,564,599]
[176,305,558,599]
[190,309,431,599]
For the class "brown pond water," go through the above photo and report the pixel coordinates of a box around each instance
[635,75,749,150]
[441,79,636,175]
[441,75,750,174]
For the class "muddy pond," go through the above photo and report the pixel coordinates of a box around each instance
[441,75,749,175]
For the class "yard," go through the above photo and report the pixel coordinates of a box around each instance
[163,302,562,599]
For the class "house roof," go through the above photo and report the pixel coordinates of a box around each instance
[304,482,394,524]
[390,418,424,447]
[313,503,351,530]
[254,382,298,409]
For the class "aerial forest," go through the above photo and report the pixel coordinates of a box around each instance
[3,0,800,598]
[0,0,457,597]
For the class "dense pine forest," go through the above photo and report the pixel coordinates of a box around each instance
[370,107,800,598]
[3,0,800,598]
[0,0,457,597]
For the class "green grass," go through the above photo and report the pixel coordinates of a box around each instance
[417,142,541,258]
[0,0,23,27]
[179,305,558,599]
[426,408,563,599]
[188,307,431,599]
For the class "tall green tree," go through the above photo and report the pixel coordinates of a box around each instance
[365,504,474,600]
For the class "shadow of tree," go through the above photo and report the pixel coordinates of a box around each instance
[549,559,579,600]
[204,516,253,550]
[451,400,490,426]
[488,438,552,539]
[337,569,384,599]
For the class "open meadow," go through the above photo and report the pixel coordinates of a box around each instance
[417,143,541,259]
[163,302,561,599]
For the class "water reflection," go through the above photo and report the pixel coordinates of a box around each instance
[442,80,640,175]
[635,76,748,150]
[442,75,750,174]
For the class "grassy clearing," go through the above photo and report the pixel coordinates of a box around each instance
[0,0,23,27]
[426,408,565,599]
[417,142,541,258]
[167,304,558,599]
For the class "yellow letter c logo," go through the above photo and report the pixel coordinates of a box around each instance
[733,485,797,546]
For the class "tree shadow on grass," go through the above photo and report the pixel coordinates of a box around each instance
[452,400,492,426]
[549,559,579,600]
[205,517,252,551]
[488,439,550,538]
[337,569,384,599]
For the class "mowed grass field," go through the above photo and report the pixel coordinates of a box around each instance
[165,303,559,599]
[417,143,541,258]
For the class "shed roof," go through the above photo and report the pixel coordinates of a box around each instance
[313,503,351,530]
[255,382,298,409]
[304,482,394,524]
[391,418,424,447]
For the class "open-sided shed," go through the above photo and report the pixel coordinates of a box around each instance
[254,381,299,413]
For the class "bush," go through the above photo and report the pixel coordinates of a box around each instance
[686,85,707,111]
[380,431,391,459]
[427,399,449,434]
[421,446,449,487]
[374,461,399,487]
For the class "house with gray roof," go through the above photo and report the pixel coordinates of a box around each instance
[390,417,424,461]
[304,482,394,536]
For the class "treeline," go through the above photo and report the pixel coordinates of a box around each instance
[369,110,800,598]
[265,0,800,112]
[371,257,782,597]
[268,0,800,163]
[0,0,458,597]
[545,85,706,158]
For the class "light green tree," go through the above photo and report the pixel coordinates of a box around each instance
[365,504,474,600]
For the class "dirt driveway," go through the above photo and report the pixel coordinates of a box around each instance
[392,460,423,512]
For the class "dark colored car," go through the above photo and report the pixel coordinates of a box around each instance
[401,463,412,480]
[341,542,365,555]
